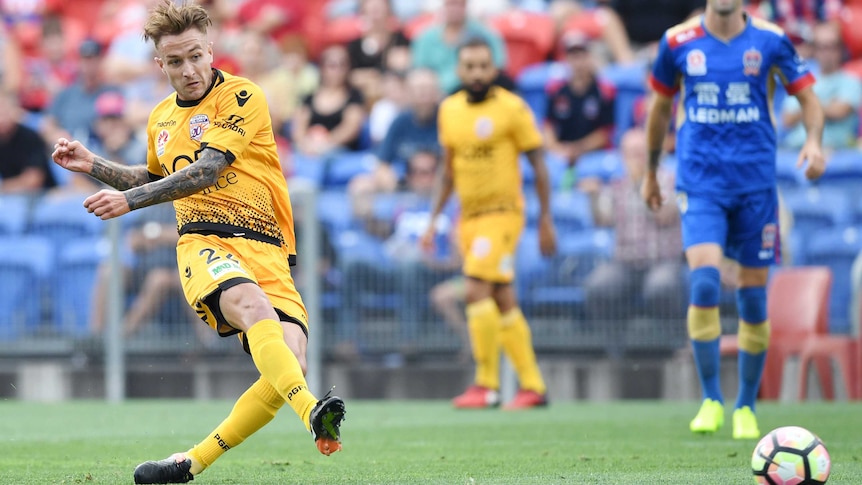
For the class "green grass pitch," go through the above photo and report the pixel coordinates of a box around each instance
[1,400,860,484]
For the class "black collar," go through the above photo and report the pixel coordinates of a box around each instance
[175,68,224,108]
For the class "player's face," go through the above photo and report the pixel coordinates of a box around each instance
[457,46,497,100]
[708,0,742,16]
[155,28,214,101]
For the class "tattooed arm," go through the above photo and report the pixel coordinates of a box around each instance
[82,148,230,220]
[91,156,151,190]
[124,148,230,210]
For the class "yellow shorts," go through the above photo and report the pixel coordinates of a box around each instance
[458,211,524,284]
[177,233,308,343]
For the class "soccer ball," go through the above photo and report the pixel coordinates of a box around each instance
[751,426,831,485]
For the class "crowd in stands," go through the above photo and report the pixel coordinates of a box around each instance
[1,0,861,359]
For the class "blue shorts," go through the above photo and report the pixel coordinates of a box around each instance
[676,188,780,268]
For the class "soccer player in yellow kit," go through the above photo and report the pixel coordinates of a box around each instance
[50,3,344,483]
[420,36,557,410]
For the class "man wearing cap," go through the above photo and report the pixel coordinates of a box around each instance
[41,39,121,145]
[543,33,615,167]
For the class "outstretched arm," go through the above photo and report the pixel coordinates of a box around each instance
[83,147,231,219]
[52,138,150,190]
[124,148,229,210]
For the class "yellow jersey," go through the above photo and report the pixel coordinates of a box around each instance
[438,86,543,218]
[145,69,296,261]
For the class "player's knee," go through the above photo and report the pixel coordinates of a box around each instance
[689,266,721,307]
[737,287,767,323]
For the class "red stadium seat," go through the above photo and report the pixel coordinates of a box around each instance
[718,267,834,401]
[843,58,862,82]
[490,10,556,78]
[323,16,364,48]
[840,5,862,59]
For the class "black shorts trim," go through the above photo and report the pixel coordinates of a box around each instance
[180,222,282,247]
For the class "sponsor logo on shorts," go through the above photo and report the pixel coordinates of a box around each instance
[207,259,247,279]
[761,223,776,249]
[676,192,688,214]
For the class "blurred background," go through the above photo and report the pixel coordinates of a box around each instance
[0,0,860,403]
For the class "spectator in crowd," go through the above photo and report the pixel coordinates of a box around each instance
[291,45,366,156]
[348,68,441,216]
[59,91,146,193]
[339,150,458,360]
[600,0,703,51]
[549,0,635,65]
[579,128,685,325]
[89,203,206,340]
[367,69,408,145]
[347,0,411,103]
[411,0,507,94]
[543,33,614,166]
[41,39,120,143]
[256,36,319,141]
[18,15,77,114]
[100,1,160,85]
[0,21,23,95]
[781,22,861,151]
[122,50,175,132]
[0,89,56,193]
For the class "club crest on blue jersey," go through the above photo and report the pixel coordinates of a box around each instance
[743,48,763,76]
[189,114,209,141]
[686,49,707,76]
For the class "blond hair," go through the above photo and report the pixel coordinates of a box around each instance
[143,1,212,48]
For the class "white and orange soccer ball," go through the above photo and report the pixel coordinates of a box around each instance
[751,426,831,485]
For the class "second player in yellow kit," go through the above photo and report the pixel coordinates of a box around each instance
[422,36,557,410]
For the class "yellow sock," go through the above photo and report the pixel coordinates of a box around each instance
[186,377,284,475]
[499,308,546,394]
[245,319,317,431]
[466,298,501,390]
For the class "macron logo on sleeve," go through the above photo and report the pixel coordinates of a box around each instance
[235,90,252,107]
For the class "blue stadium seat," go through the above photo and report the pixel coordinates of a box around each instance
[520,152,570,190]
[317,190,355,232]
[289,152,325,185]
[517,227,614,312]
[516,61,569,120]
[813,149,862,195]
[804,226,862,333]
[0,236,54,340]
[776,150,803,189]
[611,88,644,147]
[323,151,377,188]
[575,149,623,181]
[0,195,31,235]
[53,237,109,337]
[28,193,104,245]
[551,191,593,231]
[782,186,851,233]
[599,62,648,91]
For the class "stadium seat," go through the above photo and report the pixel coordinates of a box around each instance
[804,226,862,334]
[814,150,862,195]
[782,186,851,233]
[756,266,834,401]
[28,193,105,245]
[840,5,862,59]
[53,237,109,337]
[775,150,803,189]
[0,236,53,340]
[518,227,614,313]
[317,190,355,232]
[289,152,326,186]
[323,151,377,188]
[575,149,623,182]
[797,322,861,401]
[551,191,593,231]
[0,195,31,235]
[516,61,569,121]
[490,10,556,78]
[519,152,569,190]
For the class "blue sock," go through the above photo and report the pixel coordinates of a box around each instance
[735,287,769,411]
[736,350,766,411]
[692,338,723,403]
